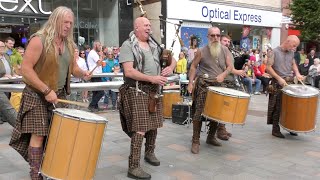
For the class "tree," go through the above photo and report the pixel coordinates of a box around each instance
[290,0,320,41]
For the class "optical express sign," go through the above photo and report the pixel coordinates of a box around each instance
[167,0,282,27]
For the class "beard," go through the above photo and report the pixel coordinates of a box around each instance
[209,42,221,59]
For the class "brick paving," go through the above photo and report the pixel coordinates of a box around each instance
[0,95,320,180]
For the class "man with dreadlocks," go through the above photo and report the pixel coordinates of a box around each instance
[118,17,176,179]
[9,6,90,180]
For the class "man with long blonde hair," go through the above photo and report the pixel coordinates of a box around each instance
[9,6,90,180]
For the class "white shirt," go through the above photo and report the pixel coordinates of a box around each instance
[77,57,87,71]
[0,56,11,75]
[71,57,88,82]
[87,49,102,74]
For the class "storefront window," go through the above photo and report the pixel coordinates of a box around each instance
[0,0,119,48]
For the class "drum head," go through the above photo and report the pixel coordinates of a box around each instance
[282,84,319,97]
[208,86,250,98]
[54,108,107,123]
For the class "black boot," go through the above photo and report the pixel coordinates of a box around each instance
[272,121,285,138]
[289,132,298,136]
[28,146,43,180]
[206,121,222,146]
[191,120,202,154]
[144,129,160,166]
[128,133,151,180]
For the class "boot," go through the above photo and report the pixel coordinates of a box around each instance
[191,120,202,154]
[28,146,43,180]
[272,121,285,138]
[217,124,229,141]
[144,129,160,166]
[206,122,221,146]
[128,133,151,180]
[289,132,298,136]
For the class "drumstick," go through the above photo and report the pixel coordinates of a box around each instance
[89,64,99,75]
[57,99,88,107]
[299,79,307,87]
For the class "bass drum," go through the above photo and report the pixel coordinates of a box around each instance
[280,84,319,133]
[41,108,107,180]
[203,86,250,125]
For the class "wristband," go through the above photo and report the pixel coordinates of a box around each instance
[43,87,52,96]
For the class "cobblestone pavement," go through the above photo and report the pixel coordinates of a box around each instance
[0,95,320,180]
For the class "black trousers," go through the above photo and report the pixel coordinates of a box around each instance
[89,77,105,108]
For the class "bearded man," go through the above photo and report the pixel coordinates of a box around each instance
[187,27,233,154]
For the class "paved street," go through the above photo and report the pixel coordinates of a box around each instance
[0,94,320,180]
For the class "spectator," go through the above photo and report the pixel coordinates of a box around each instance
[87,40,104,112]
[253,61,271,93]
[79,49,89,102]
[307,49,317,66]
[102,50,117,110]
[299,48,307,65]
[309,58,320,88]
[242,61,262,95]
[176,52,187,74]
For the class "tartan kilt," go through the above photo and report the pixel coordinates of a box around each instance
[118,83,163,137]
[9,86,66,161]
[192,78,226,122]
[267,78,293,125]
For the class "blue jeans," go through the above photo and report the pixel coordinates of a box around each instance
[104,90,117,107]
[0,92,17,127]
[243,77,261,94]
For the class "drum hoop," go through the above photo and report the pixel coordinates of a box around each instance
[40,172,62,180]
[207,88,250,98]
[281,89,319,98]
[279,124,316,133]
[53,109,107,123]
[201,114,246,125]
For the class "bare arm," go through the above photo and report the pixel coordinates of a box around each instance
[21,37,48,93]
[72,57,86,78]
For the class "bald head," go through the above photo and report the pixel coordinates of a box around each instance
[134,17,151,41]
[282,35,300,51]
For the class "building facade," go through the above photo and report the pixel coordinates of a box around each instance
[0,0,133,48]
[164,0,282,59]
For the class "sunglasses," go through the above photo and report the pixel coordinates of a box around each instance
[209,34,221,38]
[80,52,85,54]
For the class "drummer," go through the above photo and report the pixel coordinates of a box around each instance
[187,27,233,154]
[266,35,303,138]
[9,7,91,180]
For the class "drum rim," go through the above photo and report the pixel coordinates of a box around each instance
[279,124,316,133]
[53,108,108,123]
[201,114,246,125]
[40,171,63,180]
[207,87,250,98]
[281,85,319,98]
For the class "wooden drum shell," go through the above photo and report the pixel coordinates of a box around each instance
[162,90,182,118]
[41,109,107,180]
[280,93,318,133]
[203,87,250,125]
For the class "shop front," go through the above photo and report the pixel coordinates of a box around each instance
[165,0,282,59]
[0,0,132,48]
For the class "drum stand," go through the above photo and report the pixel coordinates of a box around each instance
[182,97,192,127]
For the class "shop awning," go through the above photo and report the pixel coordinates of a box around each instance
[288,29,301,36]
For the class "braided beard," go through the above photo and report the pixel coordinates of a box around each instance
[209,42,221,60]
